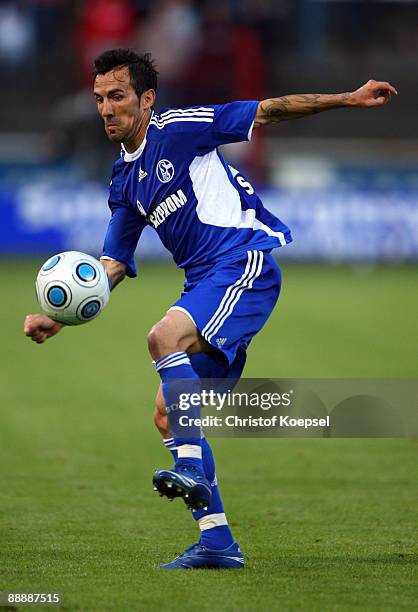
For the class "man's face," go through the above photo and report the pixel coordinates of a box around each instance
[94,66,143,144]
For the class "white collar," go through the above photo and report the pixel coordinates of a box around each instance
[121,111,154,162]
[121,139,146,162]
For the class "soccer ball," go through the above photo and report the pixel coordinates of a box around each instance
[35,251,110,325]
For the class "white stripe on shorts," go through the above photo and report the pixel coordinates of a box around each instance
[203,251,264,344]
[206,252,263,343]
[202,251,254,340]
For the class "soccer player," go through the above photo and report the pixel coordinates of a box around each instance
[24,49,396,569]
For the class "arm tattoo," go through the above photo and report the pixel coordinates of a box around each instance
[257,92,351,125]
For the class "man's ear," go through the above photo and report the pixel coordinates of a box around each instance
[141,89,156,111]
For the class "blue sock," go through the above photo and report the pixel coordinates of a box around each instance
[193,438,234,550]
[159,351,238,549]
[161,436,234,549]
[154,352,203,471]
[163,437,178,464]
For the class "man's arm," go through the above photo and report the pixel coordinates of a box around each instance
[24,258,127,344]
[254,79,397,127]
[99,257,127,290]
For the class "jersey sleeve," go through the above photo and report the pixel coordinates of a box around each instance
[153,100,259,153]
[102,201,146,278]
[210,100,259,146]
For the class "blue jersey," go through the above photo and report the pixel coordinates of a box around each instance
[102,101,292,281]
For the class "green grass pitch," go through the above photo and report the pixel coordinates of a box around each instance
[0,260,417,611]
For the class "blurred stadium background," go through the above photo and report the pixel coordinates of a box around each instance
[0,0,417,262]
[1,2,417,610]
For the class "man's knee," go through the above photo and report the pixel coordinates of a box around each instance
[148,310,201,359]
[147,318,178,358]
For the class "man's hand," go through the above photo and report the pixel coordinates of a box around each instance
[24,314,63,344]
[348,79,398,108]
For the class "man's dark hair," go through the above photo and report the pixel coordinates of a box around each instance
[93,49,158,96]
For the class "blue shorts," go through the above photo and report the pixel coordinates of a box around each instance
[169,250,282,368]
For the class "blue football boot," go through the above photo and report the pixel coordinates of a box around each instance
[152,460,212,511]
[160,541,244,569]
